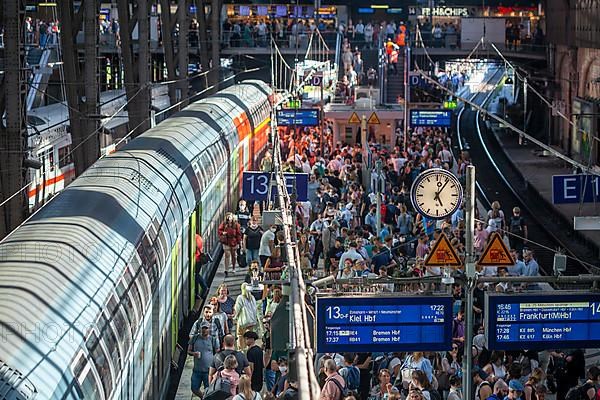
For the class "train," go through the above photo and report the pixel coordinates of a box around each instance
[0,80,273,399]
[26,86,171,211]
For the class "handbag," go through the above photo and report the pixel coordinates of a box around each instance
[237,250,247,268]
[436,370,450,390]
[398,356,417,389]
[204,369,233,400]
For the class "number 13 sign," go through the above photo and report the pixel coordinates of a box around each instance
[242,171,309,201]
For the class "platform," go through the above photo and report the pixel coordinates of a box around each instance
[174,252,247,400]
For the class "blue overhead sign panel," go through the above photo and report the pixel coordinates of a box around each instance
[552,174,600,204]
[410,109,452,127]
[242,172,309,202]
[276,109,320,126]
[487,292,600,350]
[316,296,453,353]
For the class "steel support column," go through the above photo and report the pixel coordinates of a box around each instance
[0,0,27,237]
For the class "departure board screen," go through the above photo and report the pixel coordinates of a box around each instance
[276,109,320,126]
[316,296,453,353]
[487,293,600,350]
[410,109,453,127]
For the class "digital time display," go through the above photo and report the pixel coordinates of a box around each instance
[487,293,600,350]
[316,296,453,353]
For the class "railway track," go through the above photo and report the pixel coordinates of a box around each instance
[454,66,597,279]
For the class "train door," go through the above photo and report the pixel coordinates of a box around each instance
[189,209,197,310]
[170,237,181,355]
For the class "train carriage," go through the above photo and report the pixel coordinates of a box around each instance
[0,80,272,399]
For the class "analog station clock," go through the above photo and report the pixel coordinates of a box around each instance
[410,168,464,219]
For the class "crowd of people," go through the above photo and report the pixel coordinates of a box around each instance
[183,91,572,400]
[23,17,60,48]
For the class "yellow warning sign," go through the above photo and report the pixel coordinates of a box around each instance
[477,232,515,266]
[368,112,381,124]
[424,233,462,267]
[348,112,361,124]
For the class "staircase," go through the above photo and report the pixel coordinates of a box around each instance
[25,38,58,110]
[385,50,405,104]
[361,48,379,75]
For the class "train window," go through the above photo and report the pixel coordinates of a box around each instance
[85,331,113,397]
[58,145,73,168]
[48,149,55,168]
[116,278,139,332]
[137,234,158,291]
[109,295,132,348]
[130,257,151,305]
[71,351,103,400]
[97,312,122,372]
[27,115,47,126]
[124,266,145,318]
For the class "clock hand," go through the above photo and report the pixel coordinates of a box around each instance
[438,178,450,195]
[433,192,443,207]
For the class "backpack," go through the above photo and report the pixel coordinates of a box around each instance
[342,366,360,391]
[429,389,442,400]
[204,369,233,400]
[565,382,595,400]
[326,376,350,400]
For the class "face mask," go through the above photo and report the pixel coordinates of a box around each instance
[279,366,287,373]
[271,227,277,232]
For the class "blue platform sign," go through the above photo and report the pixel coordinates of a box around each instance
[487,292,600,350]
[316,296,453,353]
[242,172,309,202]
[276,109,320,126]
[552,174,600,204]
[410,109,452,127]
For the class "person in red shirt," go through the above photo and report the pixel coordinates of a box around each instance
[218,213,243,276]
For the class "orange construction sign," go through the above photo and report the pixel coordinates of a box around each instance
[477,232,515,266]
[368,112,381,124]
[424,233,462,267]
[348,112,361,124]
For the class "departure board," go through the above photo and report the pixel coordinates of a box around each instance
[486,292,600,350]
[316,296,453,353]
[276,109,320,126]
[410,110,453,127]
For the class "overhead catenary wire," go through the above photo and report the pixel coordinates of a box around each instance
[488,41,600,145]
[412,61,600,177]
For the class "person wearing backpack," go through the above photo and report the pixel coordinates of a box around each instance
[508,207,528,251]
[339,353,360,393]
[320,359,346,400]
[564,366,600,400]
[209,334,251,381]
[191,305,224,350]
[189,321,219,398]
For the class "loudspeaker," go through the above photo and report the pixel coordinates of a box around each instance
[553,254,567,274]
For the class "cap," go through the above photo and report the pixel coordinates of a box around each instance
[509,380,524,391]
[200,321,211,329]
[243,331,259,340]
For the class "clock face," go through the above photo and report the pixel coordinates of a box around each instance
[410,169,463,219]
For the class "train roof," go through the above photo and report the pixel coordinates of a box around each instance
[0,80,271,398]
